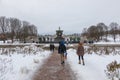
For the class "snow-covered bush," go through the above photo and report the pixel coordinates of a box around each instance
[0,45,44,55]
[33,59,39,63]
[20,66,30,74]
[85,46,120,55]
[105,60,120,80]
[0,58,13,80]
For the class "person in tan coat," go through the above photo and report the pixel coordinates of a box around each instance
[77,42,85,65]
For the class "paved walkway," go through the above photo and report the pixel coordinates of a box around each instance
[32,51,76,80]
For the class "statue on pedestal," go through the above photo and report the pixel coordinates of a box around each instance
[54,27,64,42]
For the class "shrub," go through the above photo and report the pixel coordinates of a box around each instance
[105,60,120,80]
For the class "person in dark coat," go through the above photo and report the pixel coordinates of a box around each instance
[77,42,85,65]
[58,41,66,64]
[50,44,55,52]
[52,44,55,52]
[50,43,52,51]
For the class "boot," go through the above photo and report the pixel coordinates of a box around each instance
[79,60,81,64]
[61,61,65,65]
[82,60,85,65]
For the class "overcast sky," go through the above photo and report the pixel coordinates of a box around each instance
[0,0,120,34]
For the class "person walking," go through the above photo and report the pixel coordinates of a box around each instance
[77,42,85,65]
[52,44,55,52]
[58,41,66,65]
[50,43,52,51]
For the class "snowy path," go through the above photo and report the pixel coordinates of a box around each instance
[67,49,120,80]
[32,51,76,80]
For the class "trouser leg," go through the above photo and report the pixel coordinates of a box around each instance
[62,53,64,62]
[78,56,81,64]
[61,54,64,64]
[81,55,85,65]
[61,54,62,62]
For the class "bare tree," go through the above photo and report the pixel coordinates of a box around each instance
[0,16,7,43]
[103,24,108,42]
[97,23,108,41]
[81,28,88,37]
[9,18,21,43]
[19,21,38,42]
[28,24,37,36]
[20,21,30,42]
[97,23,104,40]
[87,25,99,41]
[109,22,119,42]
[0,16,38,43]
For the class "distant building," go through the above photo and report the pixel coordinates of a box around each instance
[37,27,81,43]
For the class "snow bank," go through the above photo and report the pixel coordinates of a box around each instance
[67,49,120,80]
[0,46,51,80]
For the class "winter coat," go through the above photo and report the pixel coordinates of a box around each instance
[77,45,84,56]
[50,44,52,50]
[58,41,66,54]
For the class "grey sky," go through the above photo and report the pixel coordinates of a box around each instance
[0,0,120,34]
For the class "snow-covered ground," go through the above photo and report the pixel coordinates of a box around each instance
[0,45,51,80]
[0,41,120,80]
[67,48,120,80]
